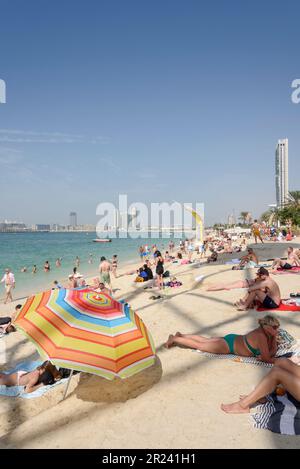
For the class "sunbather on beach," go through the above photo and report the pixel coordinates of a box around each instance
[232,248,258,270]
[165,315,279,364]
[234,267,281,311]
[0,361,62,393]
[272,246,300,271]
[221,357,300,413]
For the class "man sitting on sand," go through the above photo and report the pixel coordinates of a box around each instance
[92,278,112,296]
[235,267,281,311]
[272,246,300,271]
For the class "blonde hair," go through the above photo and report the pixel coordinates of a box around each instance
[258,315,280,328]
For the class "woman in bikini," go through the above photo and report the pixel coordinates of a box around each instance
[0,361,62,393]
[164,315,280,364]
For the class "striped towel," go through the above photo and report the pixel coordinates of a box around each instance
[252,392,300,435]
[193,350,273,367]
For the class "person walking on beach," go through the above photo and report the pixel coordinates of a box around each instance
[234,267,281,311]
[156,254,164,290]
[272,246,300,271]
[165,315,279,364]
[252,220,264,244]
[32,265,37,274]
[88,253,93,264]
[44,261,50,272]
[139,246,144,261]
[111,255,118,278]
[99,256,112,289]
[1,269,15,304]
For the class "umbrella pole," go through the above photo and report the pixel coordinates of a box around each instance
[62,370,74,400]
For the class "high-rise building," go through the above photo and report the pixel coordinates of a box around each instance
[129,206,137,229]
[114,209,120,229]
[69,212,77,227]
[275,139,289,207]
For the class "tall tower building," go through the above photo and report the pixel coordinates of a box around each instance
[129,206,137,229]
[69,212,77,227]
[275,139,289,207]
[114,209,120,229]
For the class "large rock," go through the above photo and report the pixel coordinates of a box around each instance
[75,357,162,403]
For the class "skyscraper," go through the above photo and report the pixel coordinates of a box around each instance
[69,212,77,227]
[275,139,289,207]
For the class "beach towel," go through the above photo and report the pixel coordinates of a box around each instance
[252,392,300,435]
[278,266,300,272]
[273,266,300,275]
[194,350,273,367]
[0,360,68,399]
[257,301,300,312]
[225,259,240,265]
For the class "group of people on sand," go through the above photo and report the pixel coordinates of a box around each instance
[165,308,300,414]
[164,235,300,415]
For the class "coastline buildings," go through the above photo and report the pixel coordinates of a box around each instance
[275,138,289,207]
[69,212,77,227]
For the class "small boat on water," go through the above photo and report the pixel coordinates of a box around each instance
[92,239,112,243]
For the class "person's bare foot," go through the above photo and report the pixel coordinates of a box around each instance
[239,395,267,405]
[221,401,250,414]
[164,334,175,349]
[233,300,243,307]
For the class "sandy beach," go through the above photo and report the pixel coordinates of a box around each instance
[1,239,300,449]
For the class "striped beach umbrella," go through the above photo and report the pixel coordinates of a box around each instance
[15,288,156,380]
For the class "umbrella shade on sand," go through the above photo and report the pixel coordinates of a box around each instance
[15,288,156,380]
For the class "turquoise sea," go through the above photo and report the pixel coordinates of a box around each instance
[0,232,180,299]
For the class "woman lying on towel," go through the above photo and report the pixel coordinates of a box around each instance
[221,356,300,413]
[0,361,62,393]
[164,315,280,364]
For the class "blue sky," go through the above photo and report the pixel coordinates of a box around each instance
[0,0,300,226]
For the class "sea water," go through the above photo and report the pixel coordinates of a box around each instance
[0,232,182,299]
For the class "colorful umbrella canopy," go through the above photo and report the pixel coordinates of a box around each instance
[15,288,156,380]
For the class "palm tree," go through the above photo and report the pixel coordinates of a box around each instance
[288,191,300,205]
